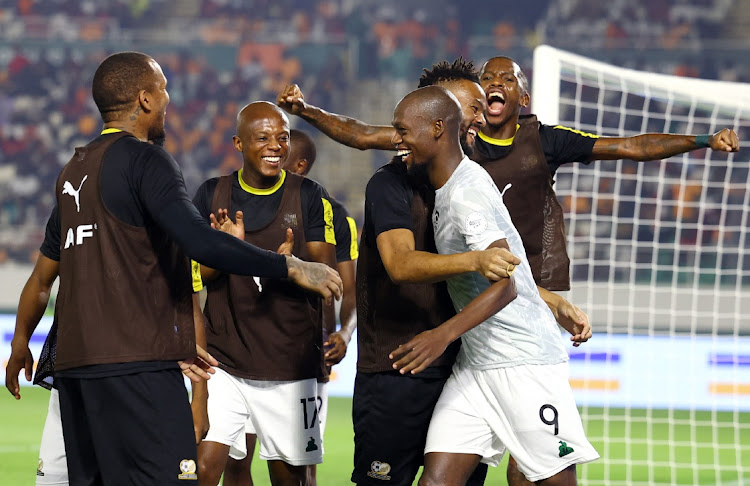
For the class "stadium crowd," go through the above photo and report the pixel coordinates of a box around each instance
[0,0,747,281]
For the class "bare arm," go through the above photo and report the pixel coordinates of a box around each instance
[376,228,520,284]
[6,254,59,399]
[537,286,592,346]
[590,128,739,161]
[189,293,210,445]
[306,241,338,355]
[324,259,357,365]
[277,84,396,151]
[389,239,519,375]
[335,259,357,344]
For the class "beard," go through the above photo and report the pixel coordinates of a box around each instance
[459,131,474,157]
[147,113,166,143]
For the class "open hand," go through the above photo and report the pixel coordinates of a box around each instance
[389,328,451,375]
[179,345,219,383]
[210,209,245,240]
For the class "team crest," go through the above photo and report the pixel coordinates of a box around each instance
[558,440,575,457]
[37,458,44,477]
[283,213,299,229]
[178,459,197,480]
[367,460,392,481]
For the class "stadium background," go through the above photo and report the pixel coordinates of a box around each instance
[1,0,749,485]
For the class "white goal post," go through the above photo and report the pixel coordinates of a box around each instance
[531,45,750,485]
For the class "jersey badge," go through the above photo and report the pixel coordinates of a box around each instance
[283,213,299,229]
[433,210,440,229]
[37,459,44,477]
[62,175,88,212]
[367,461,392,481]
[178,459,198,480]
[465,212,488,235]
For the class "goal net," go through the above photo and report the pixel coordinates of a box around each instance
[531,45,750,485]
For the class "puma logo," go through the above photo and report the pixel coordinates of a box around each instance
[62,175,88,212]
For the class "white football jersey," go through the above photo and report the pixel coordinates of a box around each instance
[433,157,568,370]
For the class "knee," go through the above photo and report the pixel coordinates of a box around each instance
[197,457,223,486]
[418,472,446,486]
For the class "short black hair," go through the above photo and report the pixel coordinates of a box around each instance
[418,57,479,88]
[290,129,317,169]
[92,52,156,122]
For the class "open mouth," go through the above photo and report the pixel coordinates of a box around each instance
[466,127,477,143]
[487,91,506,116]
[262,156,282,166]
[396,149,412,163]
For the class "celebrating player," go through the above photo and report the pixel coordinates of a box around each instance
[279,59,591,484]
[390,84,599,486]
[220,129,359,486]
[192,103,338,486]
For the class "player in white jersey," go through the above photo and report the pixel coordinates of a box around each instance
[389,86,598,485]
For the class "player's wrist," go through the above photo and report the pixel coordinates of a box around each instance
[695,134,711,148]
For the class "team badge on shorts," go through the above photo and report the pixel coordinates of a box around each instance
[558,440,575,457]
[367,461,392,481]
[37,459,44,477]
[178,459,198,480]
[306,437,319,452]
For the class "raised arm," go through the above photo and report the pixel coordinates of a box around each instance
[377,228,520,284]
[590,128,739,161]
[6,254,59,399]
[277,84,396,151]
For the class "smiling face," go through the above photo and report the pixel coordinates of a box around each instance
[391,102,435,168]
[479,57,529,128]
[233,102,290,188]
[439,79,486,156]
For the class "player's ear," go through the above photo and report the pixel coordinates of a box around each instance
[232,135,242,152]
[433,119,444,138]
[520,92,530,108]
[298,159,310,175]
[137,89,150,113]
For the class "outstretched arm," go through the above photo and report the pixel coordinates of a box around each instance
[590,128,739,161]
[277,84,396,151]
[389,239,519,375]
[377,228,520,285]
[6,254,59,399]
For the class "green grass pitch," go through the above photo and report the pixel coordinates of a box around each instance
[1,387,747,485]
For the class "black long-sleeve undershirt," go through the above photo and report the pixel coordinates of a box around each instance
[155,198,287,278]
[42,133,288,279]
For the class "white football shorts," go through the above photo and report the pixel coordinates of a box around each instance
[37,388,69,485]
[244,381,329,438]
[203,368,323,465]
[425,362,599,481]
